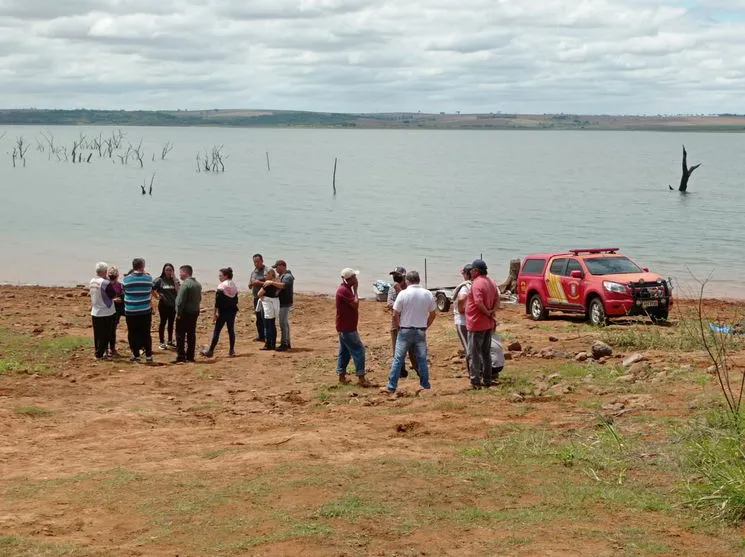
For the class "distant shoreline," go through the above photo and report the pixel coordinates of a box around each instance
[1,109,744,132]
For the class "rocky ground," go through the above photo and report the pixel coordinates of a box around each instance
[1,286,744,556]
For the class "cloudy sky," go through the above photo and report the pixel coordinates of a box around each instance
[1,0,744,114]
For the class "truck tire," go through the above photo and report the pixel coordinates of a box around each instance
[588,297,607,326]
[649,309,669,324]
[436,292,451,313]
[529,294,547,321]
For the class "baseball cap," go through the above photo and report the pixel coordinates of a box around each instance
[471,259,488,272]
[461,264,473,273]
[272,260,287,268]
[389,266,406,275]
[341,268,359,280]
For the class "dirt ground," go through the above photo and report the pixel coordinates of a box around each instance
[1,286,744,556]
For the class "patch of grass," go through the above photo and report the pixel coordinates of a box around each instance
[0,535,91,556]
[0,328,88,374]
[315,495,390,519]
[679,409,745,522]
[15,405,51,418]
[599,320,743,353]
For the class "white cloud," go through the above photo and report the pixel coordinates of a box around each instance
[0,0,744,113]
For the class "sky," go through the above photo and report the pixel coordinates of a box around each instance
[0,0,744,114]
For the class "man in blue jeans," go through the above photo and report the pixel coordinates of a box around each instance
[383,270,437,394]
[335,268,373,387]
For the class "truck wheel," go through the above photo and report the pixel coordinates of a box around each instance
[436,292,451,313]
[588,297,607,326]
[529,295,547,321]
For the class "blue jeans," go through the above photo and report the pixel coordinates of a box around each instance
[387,328,431,391]
[337,331,366,376]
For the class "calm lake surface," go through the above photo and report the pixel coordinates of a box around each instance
[1,126,743,297]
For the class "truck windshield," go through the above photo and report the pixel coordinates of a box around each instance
[584,256,642,275]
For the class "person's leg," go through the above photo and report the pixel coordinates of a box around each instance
[175,315,186,361]
[467,331,482,387]
[482,333,493,386]
[345,331,366,377]
[142,313,153,358]
[92,316,105,358]
[413,330,430,389]
[126,315,140,358]
[278,306,291,348]
[99,315,113,358]
[208,316,225,353]
[407,344,420,375]
[186,313,198,361]
[226,312,236,353]
[336,333,352,377]
[392,328,408,377]
[254,299,265,341]
[110,313,120,353]
[456,324,471,374]
[166,306,176,344]
[386,329,412,391]
[265,318,277,349]
[158,302,167,345]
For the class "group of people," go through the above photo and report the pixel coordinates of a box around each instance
[334,259,501,394]
[88,254,295,363]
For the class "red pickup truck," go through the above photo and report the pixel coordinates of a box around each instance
[517,248,673,325]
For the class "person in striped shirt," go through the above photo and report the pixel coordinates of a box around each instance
[122,257,155,363]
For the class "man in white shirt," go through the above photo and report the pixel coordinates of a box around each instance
[383,270,437,394]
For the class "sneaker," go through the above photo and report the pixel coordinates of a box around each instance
[200,349,213,358]
[171,358,186,364]
[146,356,154,363]
[167,341,176,348]
[228,350,236,357]
[159,344,167,350]
[260,346,273,351]
[253,336,265,342]
[275,345,290,352]
[129,356,141,363]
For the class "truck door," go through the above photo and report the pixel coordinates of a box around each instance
[545,258,568,307]
[559,258,585,309]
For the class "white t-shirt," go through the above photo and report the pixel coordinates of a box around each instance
[453,281,471,326]
[393,284,436,328]
[89,276,116,318]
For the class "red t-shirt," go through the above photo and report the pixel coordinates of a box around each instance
[465,275,498,331]
[336,282,359,332]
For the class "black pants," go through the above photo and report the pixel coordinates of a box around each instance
[264,318,277,349]
[209,310,236,352]
[126,313,153,358]
[468,330,493,387]
[254,298,265,340]
[92,315,114,359]
[158,302,176,344]
[110,311,123,352]
[176,312,199,361]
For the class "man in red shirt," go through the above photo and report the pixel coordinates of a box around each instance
[336,268,373,387]
[465,259,499,389]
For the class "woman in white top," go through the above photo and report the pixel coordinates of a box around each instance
[257,268,281,350]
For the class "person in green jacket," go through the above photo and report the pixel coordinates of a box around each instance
[173,265,202,363]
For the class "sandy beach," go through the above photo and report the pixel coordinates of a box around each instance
[1,285,745,555]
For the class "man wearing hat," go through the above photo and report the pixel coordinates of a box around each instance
[466,259,499,389]
[336,268,373,387]
[267,260,294,351]
[386,266,419,378]
[452,264,473,373]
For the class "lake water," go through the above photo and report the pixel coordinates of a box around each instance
[1,126,743,297]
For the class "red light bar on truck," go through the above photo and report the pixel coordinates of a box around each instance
[569,248,619,255]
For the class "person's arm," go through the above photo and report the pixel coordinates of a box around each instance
[175,281,186,317]
[393,309,401,330]
[457,291,468,314]
[104,280,117,301]
[427,310,437,328]
[386,284,398,309]
[257,287,266,298]
[341,282,359,310]
[473,282,493,318]
[152,278,160,301]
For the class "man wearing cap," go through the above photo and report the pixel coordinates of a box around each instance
[266,260,294,351]
[336,268,373,387]
[387,266,419,378]
[466,259,499,389]
[452,264,473,373]
[383,270,437,394]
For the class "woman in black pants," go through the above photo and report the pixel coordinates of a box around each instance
[201,267,239,357]
[152,263,179,350]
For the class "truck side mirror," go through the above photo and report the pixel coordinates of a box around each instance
[642,267,649,272]
[570,270,583,279]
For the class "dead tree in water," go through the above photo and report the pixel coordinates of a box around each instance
[332,157,338,196]
[161,141,174,160]
[15,137,29,167]
[129,139,144,168]
[676,145,702,192]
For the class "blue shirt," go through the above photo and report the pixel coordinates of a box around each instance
[122,272,154,315]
